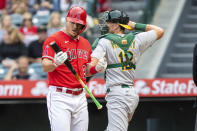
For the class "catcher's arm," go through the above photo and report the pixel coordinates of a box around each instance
[128,21,164,40]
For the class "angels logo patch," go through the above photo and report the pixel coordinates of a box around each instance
[44,45,49,55]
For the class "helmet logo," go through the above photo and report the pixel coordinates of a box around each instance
[76,12,81,19]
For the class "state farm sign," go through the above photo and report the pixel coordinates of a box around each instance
[0,84,23,96]
[0,80,48,98]
[87,78,197,97]
[134,78,197,97]
[153,80,196,95]
[0,78,196,98]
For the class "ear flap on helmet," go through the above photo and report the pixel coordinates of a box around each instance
[120,11,129,24]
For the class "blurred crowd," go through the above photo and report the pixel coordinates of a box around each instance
[0,0,112,80]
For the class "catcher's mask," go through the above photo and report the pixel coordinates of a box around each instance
[98,10,131,35]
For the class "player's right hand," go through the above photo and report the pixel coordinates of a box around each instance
[54,51,68,67]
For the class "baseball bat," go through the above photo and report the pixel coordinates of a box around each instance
[50,41,102,110]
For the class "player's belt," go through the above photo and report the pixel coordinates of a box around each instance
[106,84,133,94]
[56,87,83,95]
[121,84,133,88]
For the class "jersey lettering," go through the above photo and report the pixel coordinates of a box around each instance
[83,50,88,61]
[66,48,89,61]
[66,48,71,60]
[71,49,77,60]
[111,41,119,49]
[78,49,83,58]
[130,40,136,49]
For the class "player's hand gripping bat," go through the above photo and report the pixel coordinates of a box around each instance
[50,41,102,110]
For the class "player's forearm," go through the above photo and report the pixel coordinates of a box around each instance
[129,21,164,40]
[86,57,99,77]
[146,24,164,40]
[42,58,56,72]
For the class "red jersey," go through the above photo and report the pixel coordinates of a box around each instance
[42,31,92,89]
[20,26,37,35]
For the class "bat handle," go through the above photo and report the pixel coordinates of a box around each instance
[50,41,61,53]
[50,41,77,74]
[65,60,76,74]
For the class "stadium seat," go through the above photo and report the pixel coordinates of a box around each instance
[29,63,48,79]
[0,63,47,80]
[33,14,50,27]
[0,64,10,80]
[10,13,23,27]
[61,12,68,25]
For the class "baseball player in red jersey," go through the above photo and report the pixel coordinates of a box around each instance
[42,7,106,131]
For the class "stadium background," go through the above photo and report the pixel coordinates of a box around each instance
[0,0,196,131]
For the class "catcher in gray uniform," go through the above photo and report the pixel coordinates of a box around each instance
[89,10,164,131]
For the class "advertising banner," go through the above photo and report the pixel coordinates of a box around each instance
[0,78,196,98]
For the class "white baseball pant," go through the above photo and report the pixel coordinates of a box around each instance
[105,85,139,131]
[47,86,89,131]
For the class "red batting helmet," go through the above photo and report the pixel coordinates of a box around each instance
[66,6,87,33]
